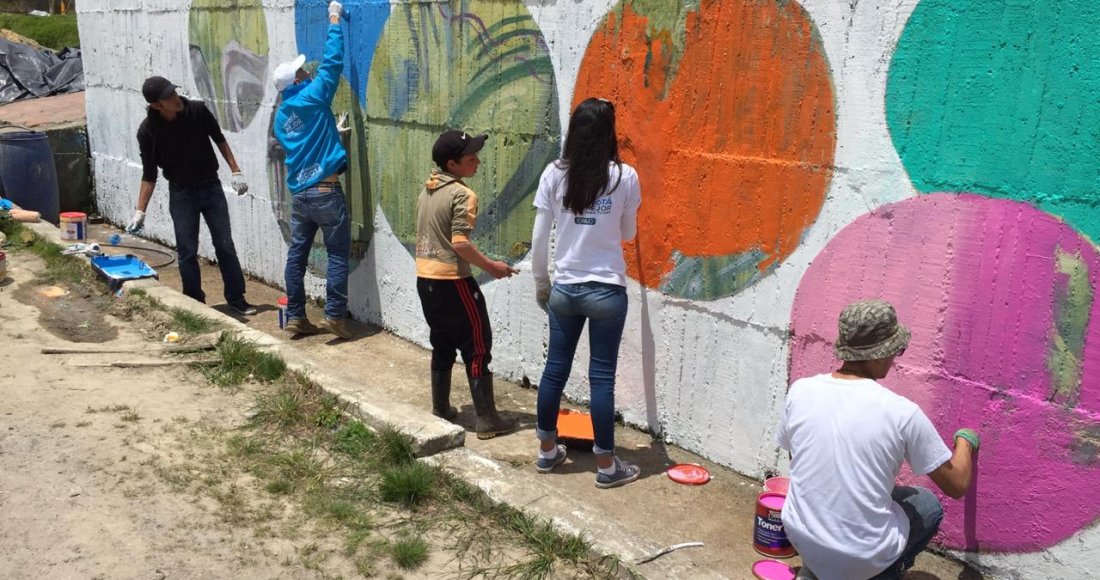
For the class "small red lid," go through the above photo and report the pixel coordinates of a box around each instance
[59,212,86,219]
[667,463,711,485]
[277,296,288,306]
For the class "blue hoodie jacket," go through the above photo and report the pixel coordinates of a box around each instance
[274,23,347,193]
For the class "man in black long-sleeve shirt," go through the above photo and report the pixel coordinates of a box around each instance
[128,76,256,314]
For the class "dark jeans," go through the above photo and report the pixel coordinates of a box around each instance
[416,277,493,380]
[869,486,945,579]
[167,179,246,305]
[285,184,350,321]
[535,281,628,454]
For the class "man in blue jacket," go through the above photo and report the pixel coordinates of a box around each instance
[272,0,352,339]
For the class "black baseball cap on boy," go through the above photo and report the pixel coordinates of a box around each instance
[432,130,488,169]
[142,76,178,104]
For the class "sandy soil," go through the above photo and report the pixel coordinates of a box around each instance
[0,249,564,579]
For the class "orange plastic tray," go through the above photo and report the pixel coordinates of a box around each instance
[557,409,594,445]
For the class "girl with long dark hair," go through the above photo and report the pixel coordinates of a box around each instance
[530,98,643,488]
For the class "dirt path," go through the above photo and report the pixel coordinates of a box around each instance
[1,254,317,579]
[0,247,611,579]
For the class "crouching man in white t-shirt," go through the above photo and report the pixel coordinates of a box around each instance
[776,299,980,580]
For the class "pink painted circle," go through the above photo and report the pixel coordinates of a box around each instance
[789,194,1100,551]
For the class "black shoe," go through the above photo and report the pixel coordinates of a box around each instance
[229,301,258,316]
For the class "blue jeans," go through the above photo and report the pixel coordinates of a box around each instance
[536,282,628,454]
[284,184,350,321]
[869,486,945,579]
[167,179,245,305]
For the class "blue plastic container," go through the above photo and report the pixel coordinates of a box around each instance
[0,130,60,225]
[90,254,158,290]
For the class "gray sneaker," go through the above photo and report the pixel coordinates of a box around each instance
[535,445,567,474]
[595,457,640,489]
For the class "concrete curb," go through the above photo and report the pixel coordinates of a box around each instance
[135,282,467,458]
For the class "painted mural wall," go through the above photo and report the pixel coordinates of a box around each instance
[77,0,1099,575]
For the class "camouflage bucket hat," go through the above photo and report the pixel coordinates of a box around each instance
[835,299,912,361]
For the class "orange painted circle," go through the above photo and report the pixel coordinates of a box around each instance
[575,1,836,299]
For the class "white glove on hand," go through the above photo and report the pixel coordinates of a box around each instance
[536,286,550,313]
[126,210,145,234]
[336,111,350,134]
[230,172,249,196]
[328,1,343,19]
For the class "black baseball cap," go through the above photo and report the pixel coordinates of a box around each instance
[432,130,488,168]
[142,76,178,103]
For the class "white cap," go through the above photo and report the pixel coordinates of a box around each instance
[272,54,307,92]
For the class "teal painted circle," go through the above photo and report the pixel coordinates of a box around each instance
[887,1,1100,244]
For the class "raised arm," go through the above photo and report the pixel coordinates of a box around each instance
[927,429,978,499]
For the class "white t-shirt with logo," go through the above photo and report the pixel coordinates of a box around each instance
[531,161,641,290]
[775,374,952,580]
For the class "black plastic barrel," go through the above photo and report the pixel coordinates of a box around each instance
[0,129,60,224]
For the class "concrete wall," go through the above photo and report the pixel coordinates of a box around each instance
[77,0,1100,575]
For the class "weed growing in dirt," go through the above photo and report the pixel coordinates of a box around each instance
[390,534,429,570]
[204,334,286,387]
[29,237,91,286]
[171,308,215,335]
[86,404,133,414]
[379,462,437,507]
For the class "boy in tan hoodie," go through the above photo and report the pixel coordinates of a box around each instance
[415,130,517,439]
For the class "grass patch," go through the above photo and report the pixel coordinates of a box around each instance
[86,404,132,414]
[120,409,141,422]
[249,386,305,431]
[29,236,88,286]
[378,462,437,508]
[333,421,374,457]
[313,392,344,429]
[170,307,215,335]
[374,426,415,466]
[263,450,328,492]
[204,334,285,386]
[0,13,80,50]
[390,535,429,570]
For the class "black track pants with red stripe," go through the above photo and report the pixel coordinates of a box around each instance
[416,277,493,379]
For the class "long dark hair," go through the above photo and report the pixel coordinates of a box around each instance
[559,98,622,215]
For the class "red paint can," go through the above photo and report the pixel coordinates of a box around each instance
[753,492,795,558]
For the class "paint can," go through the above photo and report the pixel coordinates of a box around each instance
[59,211,86,241]
[754,492,795,558]
[277,296,288,329]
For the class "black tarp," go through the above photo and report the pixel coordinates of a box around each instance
[0,38,83,104]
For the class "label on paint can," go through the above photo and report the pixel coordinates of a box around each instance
[277,296,288,329]
[59,212,86,241]
[753,492,795,558]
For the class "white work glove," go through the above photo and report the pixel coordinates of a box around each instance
[126,209,145,234]
[328,1,343,19]
[536,284,550,313]
[230,172,249,196]
[336,111,350,134]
